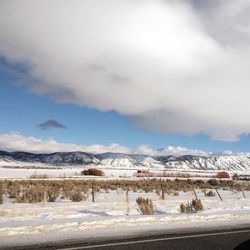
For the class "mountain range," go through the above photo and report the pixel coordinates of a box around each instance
[0,150,250,171]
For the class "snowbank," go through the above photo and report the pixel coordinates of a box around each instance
[0,189,249,248]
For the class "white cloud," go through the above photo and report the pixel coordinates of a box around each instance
[157,146,208,157]
[0,133,207,156]
[0,133,131,154]
[221,150,234,156]
[0,0,250,141]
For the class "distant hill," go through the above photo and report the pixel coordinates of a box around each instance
[0,150,250,171]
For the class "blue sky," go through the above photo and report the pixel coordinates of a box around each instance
[0,0,250,154]
[1,62,250,154]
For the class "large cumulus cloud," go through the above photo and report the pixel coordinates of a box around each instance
[0,0,250,141]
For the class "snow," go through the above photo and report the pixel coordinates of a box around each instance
[0,168,79,178]
[0,188,249,248]
[1,167,249,180]
[0,151,250,247]
[1,150,250,171]
[0,167,139,179]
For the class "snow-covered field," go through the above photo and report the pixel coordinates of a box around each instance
[0,167,139,179]
[0,167,80,179]
[0,187,249,248]
[1,167,250,179]
[0,164,249,248]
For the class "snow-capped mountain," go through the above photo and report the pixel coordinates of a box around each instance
[97,153,137,168]
[0,151,99,165]
[97,153,163,169]
[0,150,250,171]
[154,155,250,171]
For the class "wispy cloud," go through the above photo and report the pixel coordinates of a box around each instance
[0,133,208,156]
[37,119,66,130]
[0,1,250,141]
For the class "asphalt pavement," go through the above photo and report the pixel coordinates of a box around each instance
[3,227,249,250]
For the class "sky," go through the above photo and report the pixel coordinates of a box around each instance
[0,0,250,155]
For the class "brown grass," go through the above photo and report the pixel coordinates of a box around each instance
[29,174,49,179]
[205,190,216,197]
[135,171,191,178]
[47,185,61,202]
[192,199,204,211]
[136,197,154,215]
[173,191,179,196]
[180,199,204,213]
[0,178,243,205]
[69,187,88,202]
[15,186,44,203]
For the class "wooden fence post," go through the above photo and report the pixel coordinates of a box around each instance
[241,184,246,198]
[42,190,47,207]
[161,184,165,200]
[126,188,130,214]
[192,187,198,200]
[92,184,95,202]
[215,188,223,201]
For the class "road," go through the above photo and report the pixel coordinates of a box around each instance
[4,227,249,250]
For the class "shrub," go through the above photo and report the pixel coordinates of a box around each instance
[232,174,239,180]
[216,171,230,179]
[7,183,22,199]
[1,178,239,204]
[192,199,203,211]
[81,168,105,176]
[180,199,203,213]
[29,174,49,179]
[155,188,161,196]
[180,202,193,213]
[15,187,44,203]
[61,182,74,198]
[207,179,219,186]
[205,190,216,197]
[136,197,154,215]
[69,188,88,202]
[180,203,186,213]
[143,185,154,193]
[173,191,179,196]
[47,185,61,202]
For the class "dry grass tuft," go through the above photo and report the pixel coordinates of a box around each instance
[0,178,242,205]
[136,197,154,215]
[192,199,204,211]
[47,185,61,202]
[29,174,49,179]
[173,191,179,196]
[15,187,44,203]
[205,190,216,197]
[180,199,204,213]
[69,187,88,202]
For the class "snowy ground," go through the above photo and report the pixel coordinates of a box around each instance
[0,188,249,248]
[1,167,249,179]
[0,167,139,180]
